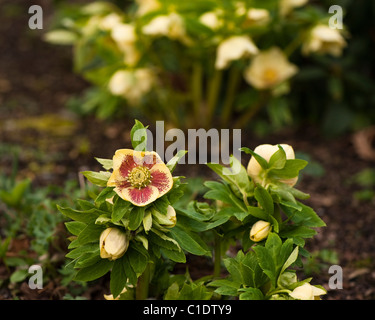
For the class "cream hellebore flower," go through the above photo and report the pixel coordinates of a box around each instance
[100,228,129,261]
[107,149,173,207]
[199,11,222,30]
[100,13,123,31]
[280,0,308,16]
[215,35,259,70]
[246,8,270,26]
[250,220,271,242]
[289,283,326,300]
[244,47,298,90]
[136,0,161,16]
[302,24,346,57]
[111,23,140,66]
[108,69,155,104]
[142,12,189,44]
[247,144,298,187]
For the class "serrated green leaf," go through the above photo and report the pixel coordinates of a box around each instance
[112,197,132,222]
[166,150,187,173]
[240,147,269,169]
[74,259,113,282]
[110,257,128,299]
[81,171,111,187]
[169,225,211,256]
[254,186,274,216]
[65,221,87,236]
[268,145,286,170]
[130,120,148,151]
[95,157,113,170]
[57,205,100,224]
[128,206,145,230]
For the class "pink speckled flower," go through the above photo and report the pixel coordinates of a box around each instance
[107,149,173,206]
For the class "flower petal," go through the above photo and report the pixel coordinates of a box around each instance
[149,163,173,196]
[142,151,164,169]
[117,185,160,206]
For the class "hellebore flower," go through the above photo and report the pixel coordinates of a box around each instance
[243,47,298,90]
[289,283,326,300]
[215,35,259,69]
[250,220,271,242]
[279,0,308,16]
[247,143,298,187]
[302,24,346,57]
[107,149,173,207]
[100,227,129,260]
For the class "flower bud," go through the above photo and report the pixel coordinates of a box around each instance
[289,283,326,300]
[153,205,177,228]
[100,228,129,261]
[250,220,271,242]
[247,143,298,187]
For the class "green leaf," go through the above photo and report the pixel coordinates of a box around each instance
[280,246,299,276]
[239,287,264,300]
[254,186,274,216]
[160,247,186,263]
[57,205,100,224]
[130,120,148,151]
[112,197,132,222]
[247,206,268,220]
[95,157,113,170]
[127,247,149,274]
[74,259,113,282]
[166,150,187,173]
[268,159,308,180]
[123,254,138,285]
[268,145,286,170]
[169,225,211,256]
[65,221,87,236]
[111,257,128,299]
[95,187,115,206]
[78,223,103,245]
[281,202,326,228]
[240,147,269,169]
[128,206,145,230]
[81,171,111,187]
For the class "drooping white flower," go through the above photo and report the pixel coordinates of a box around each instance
[215,35,259,69]
[289,283,326,300]
[302,24,347,57]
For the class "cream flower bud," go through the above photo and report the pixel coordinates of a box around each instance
[100,228,129,261]
[289,283,326,300]
[244,47,298,90]
[247,144,298,186]
[250,220,271,242]
[215,35,259,69]
[153,205,177,228]
[302,24,346,57]
[165,205,177,228]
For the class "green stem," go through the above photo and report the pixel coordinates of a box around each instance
[205,69,223,128]
[213,233,222,278]
[221,67,241,127]
[191,62,203,128]
[136,263,151,300]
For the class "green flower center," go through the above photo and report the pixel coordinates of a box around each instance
[127,166,152,189]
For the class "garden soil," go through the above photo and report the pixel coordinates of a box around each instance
[0,0,374,300]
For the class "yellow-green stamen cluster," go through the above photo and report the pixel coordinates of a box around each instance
[127,166,152,189]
